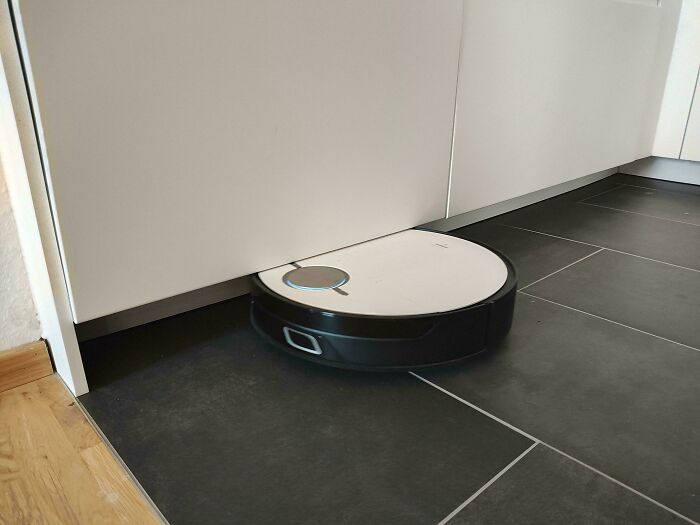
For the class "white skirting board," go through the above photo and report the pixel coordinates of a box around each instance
[619,157,700,186]
[423,167,618,233]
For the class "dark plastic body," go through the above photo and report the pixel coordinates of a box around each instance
[250,237,517,370]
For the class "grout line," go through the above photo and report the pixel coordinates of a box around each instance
[436,442,539,525]
[409,373,540,442]
[580,202,700,228]
[73,393,171,524]
[578,184,625,203]
[499,225,599,247]
[500,225,700,274]
[409,373,700,525]
[538,444,700,525]
[518,291,700,354]
[518,248,604,291]
[617,182,661,191]
[617,182,700,197]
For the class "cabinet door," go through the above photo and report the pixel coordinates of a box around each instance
[17,0,462,322]
[681,83,700,161]
[653,0,700,158]
[448,0,681,217]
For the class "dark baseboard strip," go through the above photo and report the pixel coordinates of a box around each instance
[75,275,252,341]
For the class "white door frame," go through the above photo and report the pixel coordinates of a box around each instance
[0,4,88,395]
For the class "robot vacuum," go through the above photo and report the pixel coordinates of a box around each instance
[250,229,516,370]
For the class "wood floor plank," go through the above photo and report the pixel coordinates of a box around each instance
[5,381,121,524]
[0,341,53,394]
[0,383,86,524]
[81,443,161,525]
[0,376,162,524]
[1,475,75,525]
[36,377,101,453]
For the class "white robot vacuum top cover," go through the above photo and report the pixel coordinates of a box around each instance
[258,230,508,317]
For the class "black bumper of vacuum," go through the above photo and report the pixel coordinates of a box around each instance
[250,247,517,370]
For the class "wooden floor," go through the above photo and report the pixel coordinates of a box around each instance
[0,374,162,524]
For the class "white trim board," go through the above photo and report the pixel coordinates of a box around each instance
[422,168,617,233]
[620,156,700,185]
[0,14,88,396]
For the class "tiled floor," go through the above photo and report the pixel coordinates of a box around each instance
[79,173,700,525]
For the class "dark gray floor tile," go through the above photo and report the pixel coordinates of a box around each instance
[614,173,700,197]
[79,297,532,525]
[526,249,700,350]
[583,185,700,226]
[422,295,700,520]
[452,221,598,288]
[450,446,687,525]
[549,176,622,202]
[496,200,700,270]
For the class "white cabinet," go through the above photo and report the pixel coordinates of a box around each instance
[652,0,700,161]
[681,82,700,161]
[653,0,700,158]
[448,0,681,217]
[16,0,462,322]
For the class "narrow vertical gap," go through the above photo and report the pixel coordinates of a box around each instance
[445,5,466,219]
[679,63,700,159]
[7,0,75,318]
[7,1,46,183]
[445,101,457,219]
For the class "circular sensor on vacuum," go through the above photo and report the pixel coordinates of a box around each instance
[282,266,350,291]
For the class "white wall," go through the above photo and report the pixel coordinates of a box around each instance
[17,0,463,322]
[448,0,681,217]
[0,162,39,350]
